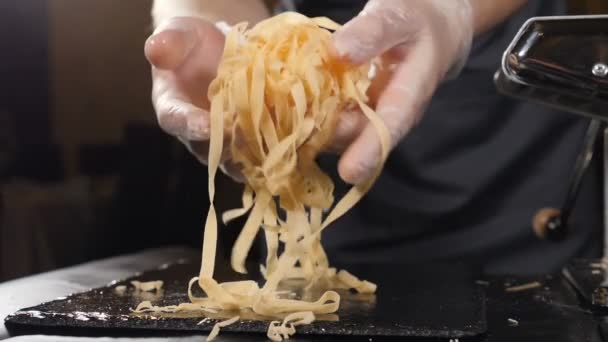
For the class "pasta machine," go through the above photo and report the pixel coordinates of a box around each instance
[495,14,608,313]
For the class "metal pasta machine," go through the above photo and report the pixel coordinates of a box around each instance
[495,14,608,314]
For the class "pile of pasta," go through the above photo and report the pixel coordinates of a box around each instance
[134,12,390,341]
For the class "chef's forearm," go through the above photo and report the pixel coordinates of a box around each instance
[470,0,529,35]
[151,0,271,27]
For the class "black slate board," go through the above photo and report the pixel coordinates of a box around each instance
[5,259,486,340]
[563,259,608,312]
[481,274,601,342]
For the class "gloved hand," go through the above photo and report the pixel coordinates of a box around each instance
[145,17,247,181]
[147,0,474,185]
[331,0,474,184]
[144,16,375,183]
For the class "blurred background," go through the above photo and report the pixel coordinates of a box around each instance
[0,0,247,281]
[0,0,607,282]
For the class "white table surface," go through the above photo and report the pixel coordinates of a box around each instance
[0,247,209,341]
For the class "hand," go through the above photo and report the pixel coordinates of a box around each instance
[145,17,244,181]
[144,16,373,183]
[330,0,474,184]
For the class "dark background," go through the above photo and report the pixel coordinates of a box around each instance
[0,0,244,281]
[0,0,606,281]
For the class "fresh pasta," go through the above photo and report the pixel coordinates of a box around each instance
[207,316,240,341]
[134,12,390,341]
[130,280,164,292]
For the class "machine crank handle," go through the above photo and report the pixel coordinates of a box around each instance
[533,119,602,241]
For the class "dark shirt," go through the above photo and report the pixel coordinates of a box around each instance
[284,0,603,274]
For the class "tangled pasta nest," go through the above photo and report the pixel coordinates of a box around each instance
[134,12,390,341]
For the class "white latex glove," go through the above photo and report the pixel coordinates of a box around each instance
[145,17,247,181]
[332,0,474,184]
[145,17,363,183]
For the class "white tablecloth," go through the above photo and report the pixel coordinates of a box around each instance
[7,337,203,342]
[0,247,207,341]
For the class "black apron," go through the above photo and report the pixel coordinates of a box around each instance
[280,0,603,274]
